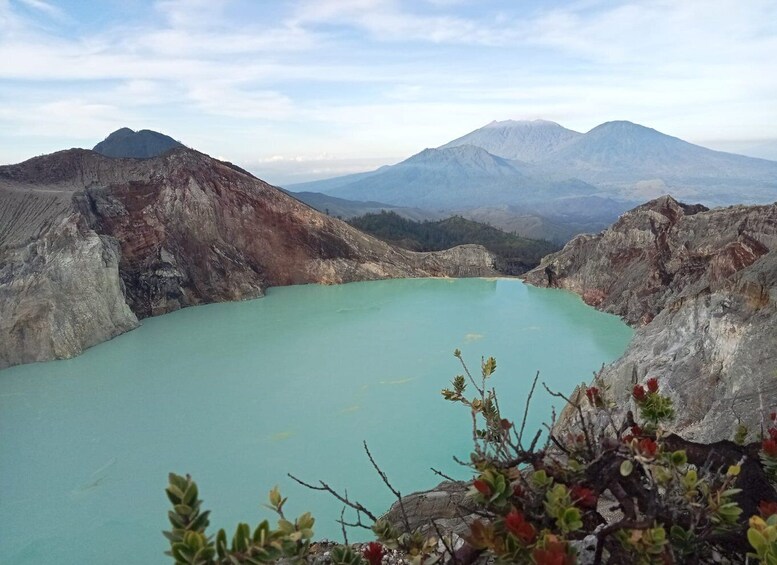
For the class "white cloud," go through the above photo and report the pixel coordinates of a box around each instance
[16,0,64,19]
[291,0,519,45]
[187,82,295,120]
[0,98,133,139]
[0,0,776,171]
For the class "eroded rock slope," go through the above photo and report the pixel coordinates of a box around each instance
[524,195,777,442]
[0,148,496,369]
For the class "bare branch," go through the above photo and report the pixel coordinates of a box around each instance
[363,441,410,531]
[431,519,459,565]
[453,455,472,467]
[340,506,349,545]
[287,473,378,522]
[431,467,458,482]
[456,355,484,397]
[543,381,595,457]
[517,371,540,450]
[336,517,372,530]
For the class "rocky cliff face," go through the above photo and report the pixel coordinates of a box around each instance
[524,195,777,442]
[0,148,496,369]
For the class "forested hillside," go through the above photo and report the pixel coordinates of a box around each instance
[349,211,557,274]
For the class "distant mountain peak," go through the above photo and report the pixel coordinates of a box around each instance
[483,118,562,128]
[589,120,662,134]
[441,119,581,162]
[93,128,184,159]
[402,144,514,169]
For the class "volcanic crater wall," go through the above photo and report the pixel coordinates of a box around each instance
[0,148,496,369]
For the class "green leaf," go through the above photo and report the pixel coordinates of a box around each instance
[721,488,742,497]
[233,523,250,553]
[297,511,314,531]
[277,519,295,534]
[531,470,552,489]
[253,520,270,544]
[168,511,186,529]
[671,450,687,467]
[482,357,497,377]
[167,485,185,504]
[620,460,634,476]
[216,529,227,558]
[749,528,768,553]
[183,482,198,506]
[169,473,189,492]
[269,486,282,508]
[561,507,583,532]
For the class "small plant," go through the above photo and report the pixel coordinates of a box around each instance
[330,545,365,565]
[164,474,314,564]
[631,377,674,433]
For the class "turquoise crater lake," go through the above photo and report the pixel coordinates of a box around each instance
[0,278,632,564]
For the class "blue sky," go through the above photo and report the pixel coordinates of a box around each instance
[1,0,776,184]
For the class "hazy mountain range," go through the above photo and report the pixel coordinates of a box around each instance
[292,144,597,209]
[287,119,777,241]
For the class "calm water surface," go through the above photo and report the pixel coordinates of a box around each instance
[0,278,632,563]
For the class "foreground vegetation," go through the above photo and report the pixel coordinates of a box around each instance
[348,211,558,274]
[165,354,777,564]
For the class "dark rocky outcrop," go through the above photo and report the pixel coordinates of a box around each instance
[524,195,777,442]
[93,127,184,159]
[0,148,496,369]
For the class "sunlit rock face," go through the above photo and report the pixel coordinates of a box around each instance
[0,148,496,369]
[525,195,777,441]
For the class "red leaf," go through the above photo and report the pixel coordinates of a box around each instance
[363,542,385,565]
[473,479,492,496]
[504,510,536,545]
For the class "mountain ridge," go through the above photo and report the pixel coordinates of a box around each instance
[301,144,599,209]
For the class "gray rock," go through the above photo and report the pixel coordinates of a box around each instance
[0,213,138,369]
[382,481,477,538]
